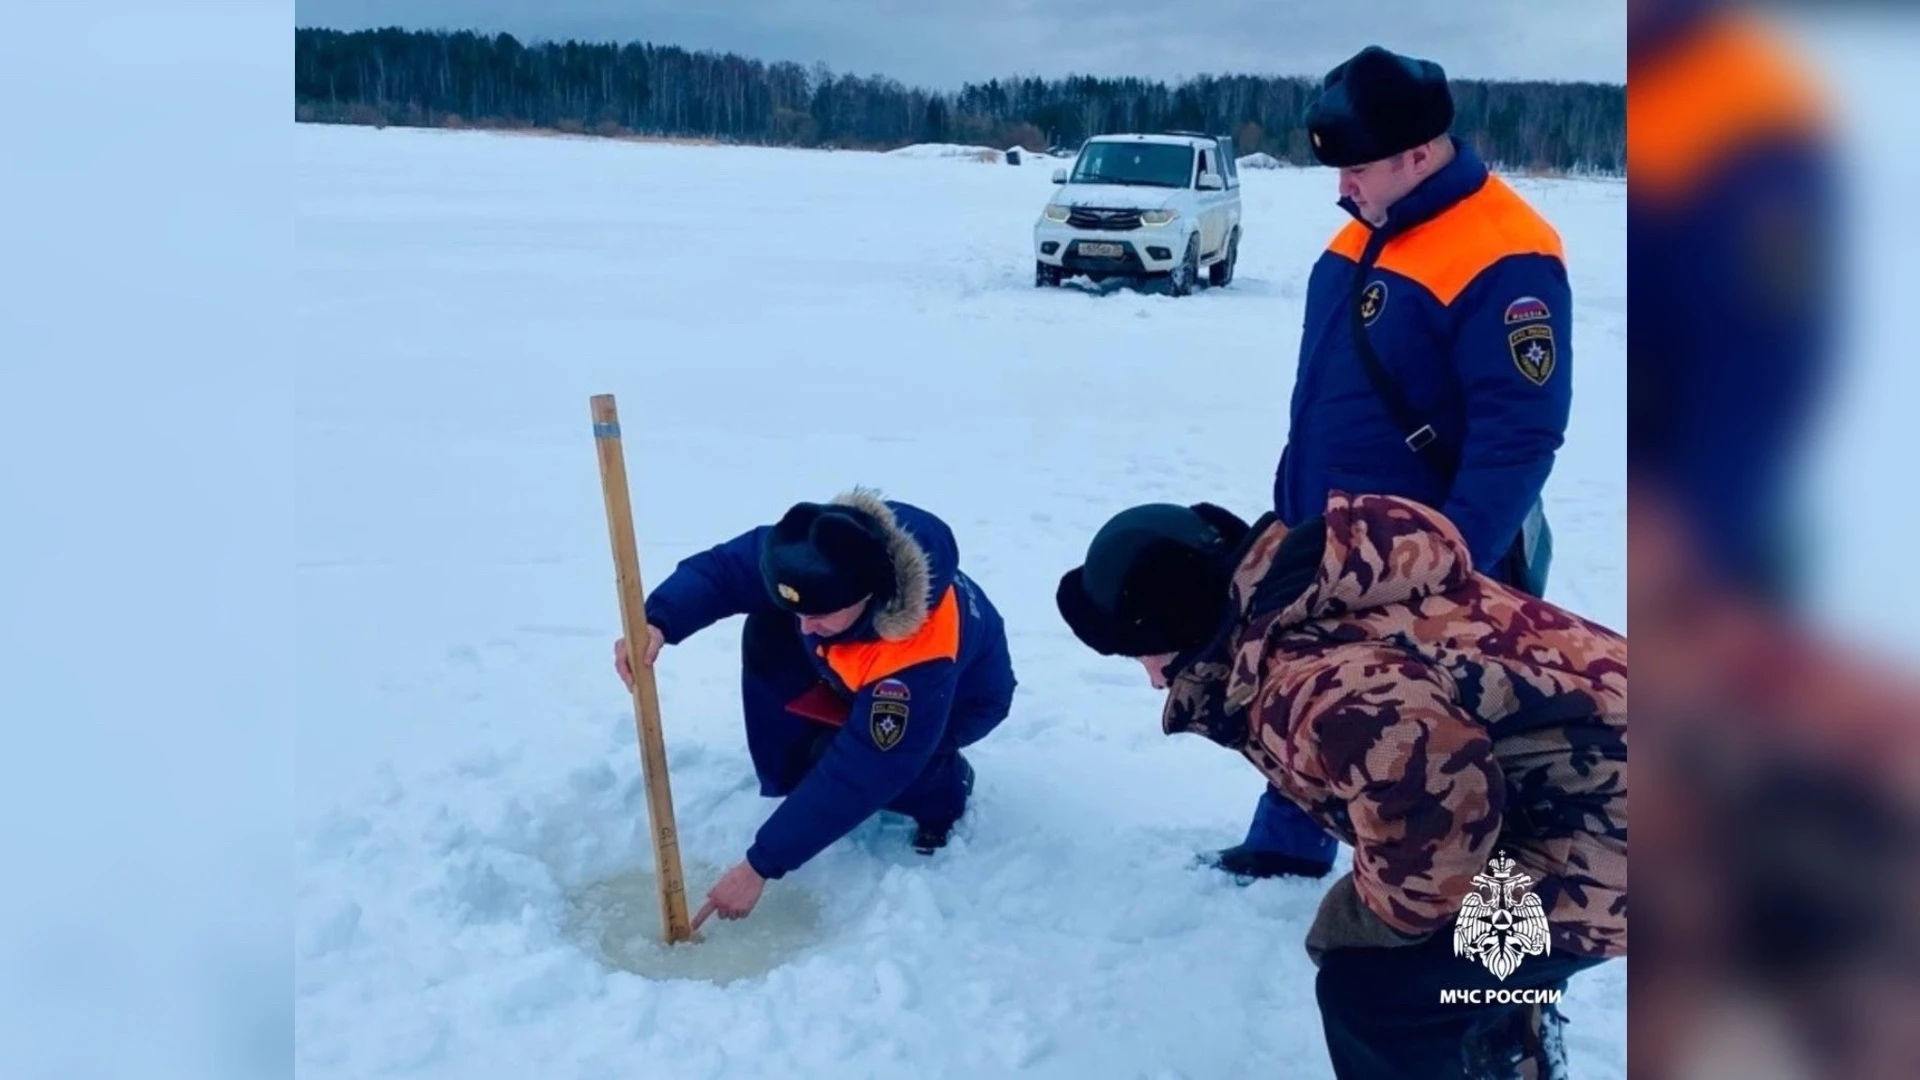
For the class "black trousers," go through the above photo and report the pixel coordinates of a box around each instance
[1316,930,1609,1079]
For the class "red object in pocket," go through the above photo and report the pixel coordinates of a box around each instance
[785,683,852,726]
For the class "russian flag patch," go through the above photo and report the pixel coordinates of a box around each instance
[872,678,911,701]
[1504,296,1550,324]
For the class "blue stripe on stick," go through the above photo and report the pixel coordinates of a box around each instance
[593,421,621,437]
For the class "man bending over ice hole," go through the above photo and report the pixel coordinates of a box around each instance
[614,488,1015,931]
[1056,491,1626,1079]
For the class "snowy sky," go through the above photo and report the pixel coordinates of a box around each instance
[295,0,1625,88]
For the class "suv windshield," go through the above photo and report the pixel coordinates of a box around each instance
[1070,142,1195,188]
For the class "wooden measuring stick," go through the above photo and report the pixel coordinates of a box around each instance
[590,393,694,944]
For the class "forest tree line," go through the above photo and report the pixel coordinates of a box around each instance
[295,27,1624,174]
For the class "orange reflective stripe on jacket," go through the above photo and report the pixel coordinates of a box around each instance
[1628,13,1829,202]
[1326,175,1564,305]
[820,585,962,691]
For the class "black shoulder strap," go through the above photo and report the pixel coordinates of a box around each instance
[1349,238,1459,481]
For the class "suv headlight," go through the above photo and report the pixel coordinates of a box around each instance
[1140,209,1177,226]
[1043,205,1070,223]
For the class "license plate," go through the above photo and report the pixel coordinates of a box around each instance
[1079,243,1124,258]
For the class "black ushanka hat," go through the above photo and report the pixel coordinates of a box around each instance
[1056,502,1248,658]
[1304,45,1455,167]
[759,501,894,616]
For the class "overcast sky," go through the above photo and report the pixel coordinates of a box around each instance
[296,1,1625,88]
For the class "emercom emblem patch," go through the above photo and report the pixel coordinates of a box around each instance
[1509,324,1556,386]
[869,700,909,751]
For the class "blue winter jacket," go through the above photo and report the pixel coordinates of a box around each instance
[643,492,1015,879]
[1629,6,1835,594]
[1273,139,1572,573]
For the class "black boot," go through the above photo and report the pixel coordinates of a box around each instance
[1201,842,1334,881]
[913,820,954,854]
[913,754,974,854]
[1462,1001,1570,1079]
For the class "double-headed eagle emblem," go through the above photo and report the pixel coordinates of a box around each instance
[1453,851,1551,981]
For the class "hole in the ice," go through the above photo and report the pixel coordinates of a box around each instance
[561,861,823,985]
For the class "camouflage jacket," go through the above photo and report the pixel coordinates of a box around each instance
[1162,492,1628,958]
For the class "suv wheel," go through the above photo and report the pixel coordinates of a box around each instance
[1209,228,1239,287]
[1035,260,1063,287]
[1168,236,1199,297]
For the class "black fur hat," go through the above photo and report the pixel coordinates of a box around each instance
[759,501,894,616]
[1304,45,1455,167]
[1056,502,1249,658]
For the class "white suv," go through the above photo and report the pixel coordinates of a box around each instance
[1034,132,1242,295]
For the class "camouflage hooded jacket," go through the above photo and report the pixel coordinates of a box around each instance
[1162,492,1628,958]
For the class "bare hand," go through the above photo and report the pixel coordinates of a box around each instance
[690,859,766,932]
[613,624,666,689]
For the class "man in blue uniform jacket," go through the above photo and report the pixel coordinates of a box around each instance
[613,487,1016,929]
[1226,44,1574,882]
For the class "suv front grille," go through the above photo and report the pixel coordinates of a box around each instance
[1066,207,1142,231]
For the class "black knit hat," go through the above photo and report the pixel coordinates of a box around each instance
[1304,45,1454,167]
[759,501,894,616]
[1056,502,1249,658]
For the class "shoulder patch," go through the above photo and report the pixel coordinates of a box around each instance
[869,699,909,751]
[1509,324,1557,385]
[1504,296,1550,323]
[872,678,911,701]
[1359,280,1388,325]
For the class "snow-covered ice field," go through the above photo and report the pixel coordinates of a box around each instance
[296,124,1626,1078]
